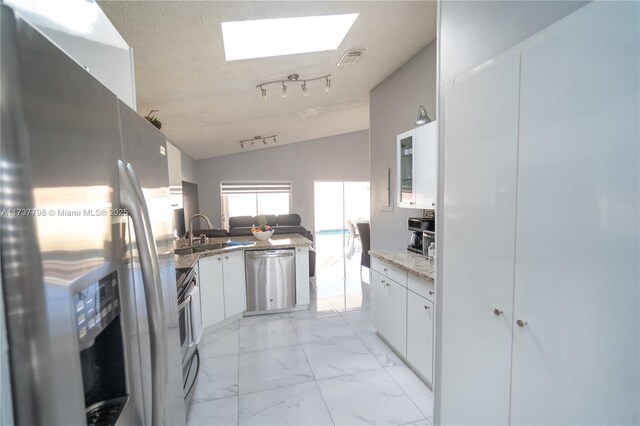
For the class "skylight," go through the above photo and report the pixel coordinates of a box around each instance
[221,13,359,61]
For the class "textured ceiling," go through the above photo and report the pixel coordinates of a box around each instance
[98,1,437,159]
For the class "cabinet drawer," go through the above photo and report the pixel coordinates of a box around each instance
[408,274,435,301]
[371,257,407,287]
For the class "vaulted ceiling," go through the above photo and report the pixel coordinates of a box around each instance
[98,1,437,159]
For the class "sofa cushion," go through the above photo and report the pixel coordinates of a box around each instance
[276,214,301,226]
[187,228,229,238]
[229,227,254,236]
[262,215,278,226]
[229,216,254,228]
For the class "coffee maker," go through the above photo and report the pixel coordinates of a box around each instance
[408,215,435,254]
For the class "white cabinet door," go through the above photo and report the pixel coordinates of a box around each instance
[397,129,417,208]
[510,3,639,424]
[198,255,225,328]
[385,279,407,357]
[415,122,437,209]
[295,247,310,305]
[371,270,388,337]
[407,291,433,383]
[222,251,246,319]
[441,53,521,425]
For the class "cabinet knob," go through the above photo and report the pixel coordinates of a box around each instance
[424,305,430,310]
[493,308,504,316]
[217,257,222,261]
[225,255,229,259]
[410,202,415,205]
[381,279,386,283]
[516,319,528,327]
[383,268,388,272]
[432,202,436,207]
[428,290,435,295]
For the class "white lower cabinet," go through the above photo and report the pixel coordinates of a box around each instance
[294,247,310,305]
[199,251,247,328]
[372,259,434,377]
[222,251,246,318]
[407,291,434,383]
[198,255,225,328]
[385,278,407,357]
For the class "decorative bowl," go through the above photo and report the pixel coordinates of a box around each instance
[251,229,274,241]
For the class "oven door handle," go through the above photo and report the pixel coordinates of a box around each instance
[118,160,166,426]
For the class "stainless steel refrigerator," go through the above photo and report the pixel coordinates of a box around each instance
[0,5,186,425]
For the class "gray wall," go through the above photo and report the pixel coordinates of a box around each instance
[194,130,370,230]
[369,41,437,249]
[181,151,196,183]
[434,1,589,423]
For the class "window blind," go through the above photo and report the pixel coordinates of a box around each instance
[220,182,292,194]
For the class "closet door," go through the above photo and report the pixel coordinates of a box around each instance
[440,53,521,425]
[511,2,639,424]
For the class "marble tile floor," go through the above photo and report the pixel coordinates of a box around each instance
[188,287,434,426]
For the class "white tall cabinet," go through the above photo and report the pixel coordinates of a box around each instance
[440,2,639,424]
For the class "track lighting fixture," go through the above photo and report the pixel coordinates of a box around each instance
[239,135,277,149]
[256,73,331,101]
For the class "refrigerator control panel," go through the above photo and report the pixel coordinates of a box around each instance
[73,270,121,349]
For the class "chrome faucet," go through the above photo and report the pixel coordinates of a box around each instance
[189,214,214,246]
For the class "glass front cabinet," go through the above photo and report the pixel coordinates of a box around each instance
[396,122,437,209]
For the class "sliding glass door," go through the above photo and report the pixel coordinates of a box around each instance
[313,181,370,300]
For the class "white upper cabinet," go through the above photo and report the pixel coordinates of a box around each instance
[397,122,437,209]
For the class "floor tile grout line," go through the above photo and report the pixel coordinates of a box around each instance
[291,314,337,426]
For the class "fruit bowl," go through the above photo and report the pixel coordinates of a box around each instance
[251,229,274,241]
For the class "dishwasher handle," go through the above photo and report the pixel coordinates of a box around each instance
[246,250,294,259]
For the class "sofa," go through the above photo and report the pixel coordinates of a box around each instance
[228,214,316,277]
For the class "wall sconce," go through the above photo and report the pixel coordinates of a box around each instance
[257,74,331,101]
[416,105,432,125]
[239,135,277,149]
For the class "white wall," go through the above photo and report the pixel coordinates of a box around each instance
[194,130,369,230]
[369,41,437,250]
[434,1,589,423]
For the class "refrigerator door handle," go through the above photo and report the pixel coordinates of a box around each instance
[117,160,167,426]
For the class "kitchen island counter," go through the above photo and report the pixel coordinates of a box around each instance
[175,233,313,267]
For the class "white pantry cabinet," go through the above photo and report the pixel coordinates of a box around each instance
[198,255,225,328]
[222,251,245,319]
[397,122,437,209]
[440,2,639,424]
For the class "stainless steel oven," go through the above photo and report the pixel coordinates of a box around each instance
[176,268,202,404]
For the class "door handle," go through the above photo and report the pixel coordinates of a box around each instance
[118,161,166,426]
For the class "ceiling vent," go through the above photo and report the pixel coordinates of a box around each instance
[337,49,365,66]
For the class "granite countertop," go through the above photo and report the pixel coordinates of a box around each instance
[174,233,313,270]
[369,249,433,280]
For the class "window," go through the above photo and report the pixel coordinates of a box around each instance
[220,182,292,229]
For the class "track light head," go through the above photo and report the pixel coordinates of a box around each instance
[260,87,267,101]
[325,77,331,93]
[301,82,309,96]
[281,83,287,98]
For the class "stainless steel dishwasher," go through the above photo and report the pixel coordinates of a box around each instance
[245,249,296,314]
